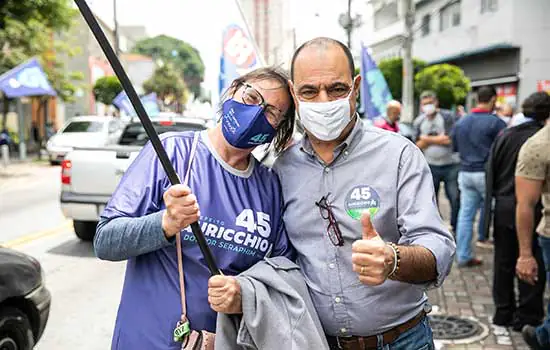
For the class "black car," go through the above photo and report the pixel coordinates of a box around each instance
[0,247,51,350]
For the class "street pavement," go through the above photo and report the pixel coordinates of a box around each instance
[0,161,540,349]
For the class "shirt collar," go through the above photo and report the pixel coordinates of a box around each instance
[471,107,493,113]
[300,115,363,158]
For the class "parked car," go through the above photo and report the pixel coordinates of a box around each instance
[0,247,51,350]
[46,116,126,165]
[60,117,208,241]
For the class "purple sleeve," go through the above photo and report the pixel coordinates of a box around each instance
[95,135,188,260]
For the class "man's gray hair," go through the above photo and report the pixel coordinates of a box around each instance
[420,90,438,100]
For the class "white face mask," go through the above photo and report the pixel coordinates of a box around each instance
[298,92,352,141]
[422,104,436,115]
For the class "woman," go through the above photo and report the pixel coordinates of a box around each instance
[94,67,296,349]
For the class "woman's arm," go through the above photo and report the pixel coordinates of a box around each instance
[94,211,174,261]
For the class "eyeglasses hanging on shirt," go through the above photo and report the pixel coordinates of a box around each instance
[315,193,344,246]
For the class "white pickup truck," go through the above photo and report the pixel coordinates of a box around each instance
[60,117,208,241]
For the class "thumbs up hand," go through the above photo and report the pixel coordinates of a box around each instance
[351,212,394,286]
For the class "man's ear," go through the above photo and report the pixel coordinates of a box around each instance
[353,74,362,91]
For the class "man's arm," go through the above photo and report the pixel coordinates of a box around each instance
[515,176,544,284]
[515,137,547,285]
[393,144,455,285]
[391,245,437,283]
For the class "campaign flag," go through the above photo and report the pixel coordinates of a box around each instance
[219,24,261,97]
[0,58,57,98]
[359,43,393,120]
[113,91,160,117]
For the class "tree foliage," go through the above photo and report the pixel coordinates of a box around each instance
[0,0,82,124]
[378,57,427,101]
[415,64,471,108]
[132,35,205,98]
[93,76,123,106]
[143,63,188,109]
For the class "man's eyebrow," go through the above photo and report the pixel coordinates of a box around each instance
[328,81,351,88]
[297,84,319,91]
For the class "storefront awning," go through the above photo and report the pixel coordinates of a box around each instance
[470,75,519,87]
[428,43,519,65]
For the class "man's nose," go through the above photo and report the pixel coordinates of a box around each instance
[316,89,331,102]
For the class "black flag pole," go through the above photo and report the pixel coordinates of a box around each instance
[74,0,220,275]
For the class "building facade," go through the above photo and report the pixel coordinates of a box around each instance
[237,0,295,68]
[366,0,550,108]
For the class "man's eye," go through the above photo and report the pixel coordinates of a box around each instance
[301,90,316,98]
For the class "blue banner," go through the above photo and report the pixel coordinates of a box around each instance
[219,24,261,97]
[0,58,57,98]
[113,91,160,117]
[359,44,393,120]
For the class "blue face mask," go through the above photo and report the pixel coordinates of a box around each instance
[221,99,277,149]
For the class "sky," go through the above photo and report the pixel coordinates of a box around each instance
[86,0,368,98]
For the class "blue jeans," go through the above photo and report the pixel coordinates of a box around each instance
[456,171,486,264]
[536,236,550,346]
[328,317,434,350]
[382,317,434,350]
[429,164,460,231]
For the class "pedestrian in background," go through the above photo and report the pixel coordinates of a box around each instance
[496,102,514,126]
[515,123,550,349]
[414,90,460,233]
[485,92,550,330]
[374,100,401,133]
[452,86,507,267]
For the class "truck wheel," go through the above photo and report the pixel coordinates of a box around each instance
[0,307,34,350]
[73,220,97,241]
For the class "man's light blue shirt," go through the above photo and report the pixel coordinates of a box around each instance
[273,119,455,337]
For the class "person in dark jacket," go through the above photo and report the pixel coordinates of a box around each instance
[485,92,550,330]
[452,86,507,267]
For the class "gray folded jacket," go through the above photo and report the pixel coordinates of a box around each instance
[215,256,330,350]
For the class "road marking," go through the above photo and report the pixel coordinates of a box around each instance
[2,220,73,248]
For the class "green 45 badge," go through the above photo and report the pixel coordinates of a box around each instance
[344,185,381,220]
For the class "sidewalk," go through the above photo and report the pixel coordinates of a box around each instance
[0,157,52,192]
[431,198,533,349]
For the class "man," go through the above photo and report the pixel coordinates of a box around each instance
[452,86,506,267]
[496,102,514,126]
[374,100,401,133]
[414,91,460,234]
[484,92,550,331]
[515,123,550,350]
[274,37,455,350]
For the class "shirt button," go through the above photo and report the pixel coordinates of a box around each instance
[329,263,335,269]
[335,296,342,303]
[344,151,349,156]
[340,328,347,333]
[324,167,330,173]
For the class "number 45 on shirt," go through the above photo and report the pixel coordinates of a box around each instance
[236,209,271,238]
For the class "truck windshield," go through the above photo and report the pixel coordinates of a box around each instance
[118,122,206,146]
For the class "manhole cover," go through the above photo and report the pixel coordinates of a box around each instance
[429,315,483,340]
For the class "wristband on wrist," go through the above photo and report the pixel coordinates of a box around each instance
[387,242,401,279]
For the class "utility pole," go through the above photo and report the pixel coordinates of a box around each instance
[339,0,362,50]
[401,0,415,124]
[113,0,120,56]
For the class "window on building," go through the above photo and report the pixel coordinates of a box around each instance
[481,0,498,13]
[440,1,461,31]
[374,2,399,31]
[421,14,431,36]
